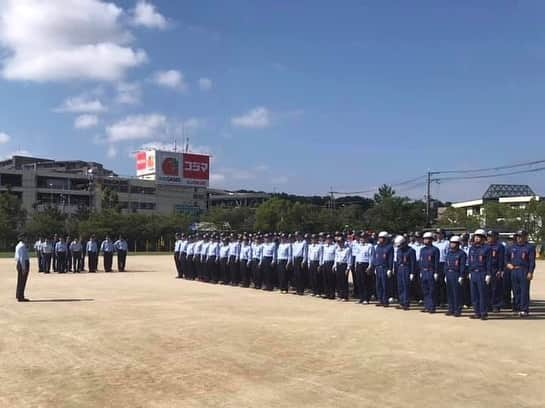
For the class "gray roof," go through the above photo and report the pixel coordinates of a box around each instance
[482,184,536,200]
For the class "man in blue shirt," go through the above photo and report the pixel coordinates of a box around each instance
[101,235,115,272]
[505,230,536,318]
[87,234,99,272]
[114,235,129,272]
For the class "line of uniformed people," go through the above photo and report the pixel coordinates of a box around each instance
[33,234,129,273]
[173,228,536,319]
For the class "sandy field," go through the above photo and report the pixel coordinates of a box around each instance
[0,255,544,408]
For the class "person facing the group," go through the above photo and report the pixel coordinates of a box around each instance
[15,234,30,302]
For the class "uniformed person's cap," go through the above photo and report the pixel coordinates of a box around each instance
[450,235,461,243]
[487,230,498,237]
[423,232,434,239]
[378,231,388,238]
[326,234,333,240]
[311,234,317,239]
[435,228,445,235]
[515,230,528,237]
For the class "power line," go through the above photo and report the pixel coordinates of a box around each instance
[434,165,545,182]
[434,159,545,175]
[331,175,426,195]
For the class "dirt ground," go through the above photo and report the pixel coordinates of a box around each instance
[0,255,544,408]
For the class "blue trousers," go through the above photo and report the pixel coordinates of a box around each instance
[490,272,503,309]
[397,266,411,307]
[470,271,489,317]
[446,271,462,314]
[512,268,531,313]
[375,266,390,305]
[420,270,435,311]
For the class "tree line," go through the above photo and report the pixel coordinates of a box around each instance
[1,184,544,251]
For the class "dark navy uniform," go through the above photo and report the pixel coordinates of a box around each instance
[488,242,505,311]
[445,249,467,316]
[468,244,492,318]
[373,243,394,306]
[506,243,536,314]
[396,245,416,309]
[419,245,440,312]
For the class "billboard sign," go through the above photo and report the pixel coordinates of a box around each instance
[135,150,210,187]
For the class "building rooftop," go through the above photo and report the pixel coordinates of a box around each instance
[482,184,536,200]
[0,155,117,177]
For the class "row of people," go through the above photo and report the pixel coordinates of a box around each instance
[33,235,129,273]
[173,229,535,319]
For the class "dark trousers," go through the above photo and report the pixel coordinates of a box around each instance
[209,257,220,282]
[220,257,229,283]
[53,252,57,272]
[72,252,82,272]
[117,250,127,271]
[434,263,447,306]
[277,259,289,291]
[174,252,182,277]
[67,250,72,271]
[355,262,371,301]
[375,266,391,305]
[490,272,503,310]
[16,260,30,300]
[410,268,422,302]
[252,259,261,288]
[179,253,186,277]
[397,266,411,307]
[421,270,436,312]
[470,271,489,317]
[512,268,531,313]
[240,260,251,287]
[186,255,194,279]
[309,261,322,296]
[88,252,98,272]
[56,252,67,273]
[502,270,513,310]
[336,263,349,300]
[204,257,215,282]
[37,251,43,272]
[262,257,274,290]
[81,251,86,271]
[103,252,113,272]
[42,253,52,273]
[229,256,239,284]
[293,257,305,294]
[323,261,335,299]
[446,271,463,315]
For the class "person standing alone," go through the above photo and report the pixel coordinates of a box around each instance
[15,235,30,302]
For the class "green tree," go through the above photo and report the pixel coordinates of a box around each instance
[101,187,120,212]
[24,207,64,239]
[0,191,26,248]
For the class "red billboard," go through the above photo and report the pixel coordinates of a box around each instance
[136,151,147,171]
[183,153,210,181]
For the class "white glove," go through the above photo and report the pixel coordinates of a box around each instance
[333,265,337,272]
[301,261,305,268]
[468,273,471,280]
[420,273,423,279]
[433,273,438,281]
[387,269,392,278]
[444,277,447,284]
[485,275,491,285]
[458,277,463,285]
[409,274,414,281]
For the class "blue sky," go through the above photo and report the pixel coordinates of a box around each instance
[1,0,545,201]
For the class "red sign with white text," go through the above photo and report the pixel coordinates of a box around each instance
[136,151,147,171]
[183,153,209,180]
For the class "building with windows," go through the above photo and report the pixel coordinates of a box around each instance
[451,184,540,217]
[0,155,208,216]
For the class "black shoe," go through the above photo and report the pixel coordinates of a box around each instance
[454,313,462,317]
[492,308,500,313]
[420,309,429,313]
[481,315,488,321]
[470,315,481,319]
[395,305,403,310]
[445,311,453,316]
[428,310,435,314]
[376,303,384,307]
[17,298,29,302]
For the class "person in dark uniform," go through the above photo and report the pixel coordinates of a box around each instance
[261,234,277,291]
[114,235,128,272]
[15,235,30,302]
[66,235,72,272]
[174,233,182,278]
[34,237,43,272]
[505,230,536,318]
[80,235,87,271]
[52,234,59,272]
[321,235,337,300]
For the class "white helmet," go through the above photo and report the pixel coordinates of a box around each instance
[450,235,461,243]
[378,231,388,238]
[474,229,486,237]
[423,232,434,239]
[394,235,406,247]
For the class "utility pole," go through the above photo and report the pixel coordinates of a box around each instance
[426,171,431,227]
[329,188,335,214]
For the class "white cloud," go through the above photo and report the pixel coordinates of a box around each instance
[55,95,107,113]
[139,141,212,155]
[198,77,213,91]
[106,144,117,158]
[0,0,147,82]
[106,113,167,142]
[231,106,271,129]
[152,70,187,91]
[1,149,33,159]
[131,0,168,30]
[116,81,141,104]
[0,132,10,144]
[74,114,99,129]
[210,173,225,185]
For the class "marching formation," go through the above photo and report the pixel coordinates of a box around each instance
[33,234,129,274]
[173,228,536,319]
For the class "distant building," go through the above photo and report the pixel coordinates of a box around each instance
[208,189,270,208]
[451,184,540,217]
[0,155,208,216]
